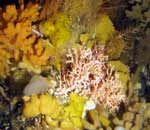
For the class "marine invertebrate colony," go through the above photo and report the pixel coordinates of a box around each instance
[39,13,72,70]
[0,0,145,130]
[95,15,115,44]
[23,93,85,129]
[55,45,125,111]
[0,3,51,76]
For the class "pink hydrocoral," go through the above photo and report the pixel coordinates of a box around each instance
[55,45,125,111]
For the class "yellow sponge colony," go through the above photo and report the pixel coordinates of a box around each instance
[95,15,115,44]
[23,95,40,118]
[62,93,85,129]
[23,93,86,129]
[23,93,61,118]
[39,13,71,48]
[39,13,71,70]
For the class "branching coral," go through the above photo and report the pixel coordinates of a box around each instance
[0,3,51,76]
[55,45,125,111]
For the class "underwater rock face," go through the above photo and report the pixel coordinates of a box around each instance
[1,0,150,129]
[23,75,49,96]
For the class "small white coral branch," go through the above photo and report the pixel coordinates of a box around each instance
[55,45,125,111]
